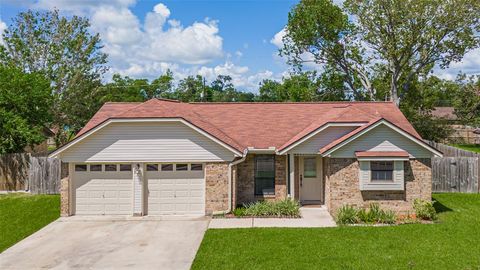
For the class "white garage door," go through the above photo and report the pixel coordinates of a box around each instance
[73,164,133,215]
[146,163,205,215]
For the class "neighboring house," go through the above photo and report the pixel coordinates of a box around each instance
[432,107,480,144]
[50,99,442,217]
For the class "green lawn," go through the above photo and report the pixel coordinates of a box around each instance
[193,193,480,270]
[0,193,60,252]
[450,144,480,153]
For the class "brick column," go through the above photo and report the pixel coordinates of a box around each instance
[60,176,70,216]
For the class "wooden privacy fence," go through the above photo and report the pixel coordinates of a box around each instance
[0,153,64,194]
[427,141,480,193]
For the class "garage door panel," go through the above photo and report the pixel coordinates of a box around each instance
[147,167,205,215]
[74,168,133,216]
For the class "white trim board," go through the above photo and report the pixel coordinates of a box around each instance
[321,120,443,157]
[49,118,243,158]
[277,122,366,155]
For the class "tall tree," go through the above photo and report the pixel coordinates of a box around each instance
[175,75,208,102]
[453,75,480,127]
[0,66,53,154]
[0,9,108,145]
[283,0,480,106]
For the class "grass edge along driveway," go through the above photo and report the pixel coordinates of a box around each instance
[192,193,480,270]
[0,193,60,253]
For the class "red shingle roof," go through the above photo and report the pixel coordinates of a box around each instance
[76,99,421,153]
[355,151,410,158]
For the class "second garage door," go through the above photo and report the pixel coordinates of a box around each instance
[146,163,205,215]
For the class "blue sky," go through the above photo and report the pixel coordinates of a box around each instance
[1,0,479,92]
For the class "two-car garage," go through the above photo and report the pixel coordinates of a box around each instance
[71,163,206,216]
[51,120,240,217]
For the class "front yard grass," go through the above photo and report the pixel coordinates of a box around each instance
[193,193,480,270]
[0,193,60,253]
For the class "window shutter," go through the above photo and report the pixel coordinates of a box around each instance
[359,161,371,190]
[394,161,404,183]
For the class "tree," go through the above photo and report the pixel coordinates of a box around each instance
[175,75,208,102]
[0,66,52,154]
[211,75,236,101]
[453,75,480,127]
[281,0,372,100]
[283,0,480,106]
[0,10,108,145]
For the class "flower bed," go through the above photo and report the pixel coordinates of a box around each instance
[216,199,301,218]
[335,200,437,226]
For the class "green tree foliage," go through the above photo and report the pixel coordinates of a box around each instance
[283,0,480,106]
[0,66,53,154]
[0,9,108,146]
[258,72,345,102]
[453,75,480,127]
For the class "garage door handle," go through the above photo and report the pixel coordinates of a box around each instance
[174,191,176,198]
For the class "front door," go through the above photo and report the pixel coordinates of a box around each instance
[300,156,323,203]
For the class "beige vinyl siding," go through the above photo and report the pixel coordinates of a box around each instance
[60,122,236,162]
[359,160,404,191]
[290,126,358,154]
[330,124,432,158]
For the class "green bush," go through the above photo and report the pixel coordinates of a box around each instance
[337,203,398,225]
[243,199,300,217]
[336,205,358,225]
[233,207,246,217]
[413,199,438,220]
[379,210,397,224]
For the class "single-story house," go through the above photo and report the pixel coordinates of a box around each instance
[50,99,442,217]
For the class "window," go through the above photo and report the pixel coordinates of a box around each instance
[371,161,394,181]
[75,164,87,172]
[120,164,132,171]
[303,157,316,178]
[90,165,102,172]
[146,164,158,171]
[176,164,188,171]
[191,164,203,171]
[105,164,117,171]
[255,155,275,195]
[161,164,173,171]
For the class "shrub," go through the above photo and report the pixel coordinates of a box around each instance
[413,199,437,220]
[379,210,397,224]
[233,207,246,217]
[336,205,358,225]
[357,208,376,224]
[243,199,300,217]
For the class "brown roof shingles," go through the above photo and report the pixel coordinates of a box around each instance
[75,99,421,153]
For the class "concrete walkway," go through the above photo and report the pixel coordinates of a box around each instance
[209,206,336,228]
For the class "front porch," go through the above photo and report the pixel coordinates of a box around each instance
[233,153,326,207]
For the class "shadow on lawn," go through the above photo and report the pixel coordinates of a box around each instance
[433,199,453,214]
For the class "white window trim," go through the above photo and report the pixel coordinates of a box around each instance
[359,160,405,191]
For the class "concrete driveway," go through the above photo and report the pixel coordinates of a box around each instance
[0,216,210,270]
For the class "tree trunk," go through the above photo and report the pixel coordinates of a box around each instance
[391,74,400,107]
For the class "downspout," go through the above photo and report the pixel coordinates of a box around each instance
[214,149,248,215]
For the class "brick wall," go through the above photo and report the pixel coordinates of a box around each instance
[60,176,70,216]
[324,158,432,215]
[236,154,287,205]
[205,162,229,215]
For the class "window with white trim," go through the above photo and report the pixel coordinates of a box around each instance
[370,161,393,181]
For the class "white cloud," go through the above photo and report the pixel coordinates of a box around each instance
[19,0,285,92]
[271,28,286,48]
[0,20,7,45]
[434,48,480,79]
